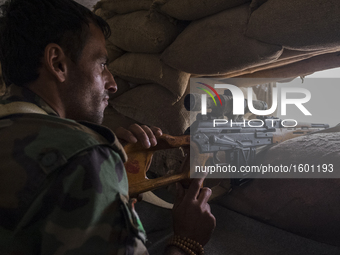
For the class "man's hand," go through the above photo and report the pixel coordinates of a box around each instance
[172,178,216,246]
[115,124,162,148]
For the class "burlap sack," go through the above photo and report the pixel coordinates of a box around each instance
[161,4,283,75]
[106,40,124,63]
[249,0,268,12]
[0,63,5,96]
[153,0,250,20]
[108,53,190,100]
[110,84,190,135]
[94,0,153,18]
[110,76,136,99]
[246,0,340,51]
[218,128,340,246]
[106,11,181,54]
[220,48,340,78]
[93,8,116,21]
[102,105,138,132]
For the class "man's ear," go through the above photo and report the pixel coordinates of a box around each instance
[43,43,68,83]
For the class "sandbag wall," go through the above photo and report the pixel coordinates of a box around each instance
[95,0,272,133]
[93,0,340,176]
[94,0,340,132]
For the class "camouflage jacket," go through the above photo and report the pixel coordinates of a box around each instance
[0,85,148,255]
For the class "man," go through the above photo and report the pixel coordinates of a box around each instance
[0,0,215,254]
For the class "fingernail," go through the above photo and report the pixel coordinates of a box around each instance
[144,141,151,148]
[151,138,157,146]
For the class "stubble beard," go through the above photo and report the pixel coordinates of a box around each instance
[65,91,105,124]
[62,80,107,125]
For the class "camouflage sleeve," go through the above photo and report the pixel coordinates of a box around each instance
[40,146,149,255]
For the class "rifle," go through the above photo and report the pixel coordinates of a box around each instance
[125,91,329,197]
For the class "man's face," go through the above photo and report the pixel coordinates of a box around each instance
[62,23,117,124]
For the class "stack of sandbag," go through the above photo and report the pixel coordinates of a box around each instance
[159,3,283,75]
[246,0,340,51]
[93,0,286,134]
[94,0,191,138]
[96,0,340,126]
[236,0,340,78]
[158,0,340,77]
[93,0,340,176]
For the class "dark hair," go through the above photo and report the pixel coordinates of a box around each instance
[0,0,111,86]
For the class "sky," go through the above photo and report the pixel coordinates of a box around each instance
[308,67,340,78]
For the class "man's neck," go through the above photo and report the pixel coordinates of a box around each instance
[28,79,65,118]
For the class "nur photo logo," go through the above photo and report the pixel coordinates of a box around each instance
[199,83,312,117]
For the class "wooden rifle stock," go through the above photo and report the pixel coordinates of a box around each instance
[124,125,327,197]
[124,134,190,197]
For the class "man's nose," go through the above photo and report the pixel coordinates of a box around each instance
[105,67,117,93]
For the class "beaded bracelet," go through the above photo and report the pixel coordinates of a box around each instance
[167,235,204,255]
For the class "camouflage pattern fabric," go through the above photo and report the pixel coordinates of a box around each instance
[0,85,148,255]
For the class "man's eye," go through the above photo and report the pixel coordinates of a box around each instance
[101,61,109,68]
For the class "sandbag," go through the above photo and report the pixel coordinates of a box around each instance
[102,105,137,132]
[108,53,190,100]
[93,8,116,21]
[94,0,153,18]
[0,63,5,96]
[153,0,250,20]
[217,130,340,247]
[221,48,340,78]
[106,40,124,63]
[249,0,268,12]
[110,84,190,135]
[111,76,135,99]
[246,0,340,51]
[161,4,283,75]
[106,11,181,53]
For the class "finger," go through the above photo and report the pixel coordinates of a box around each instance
[128,124,151,148]
[140,125,157,147]
[203,209,216,231]
[211,213,216,228]
[197,187,212,205]
[190,168,209,179]
[149,126,163,137]
[173,182,185,209]
[185,178,204,201]
[206,203,211,212]
[114,127,137,143]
